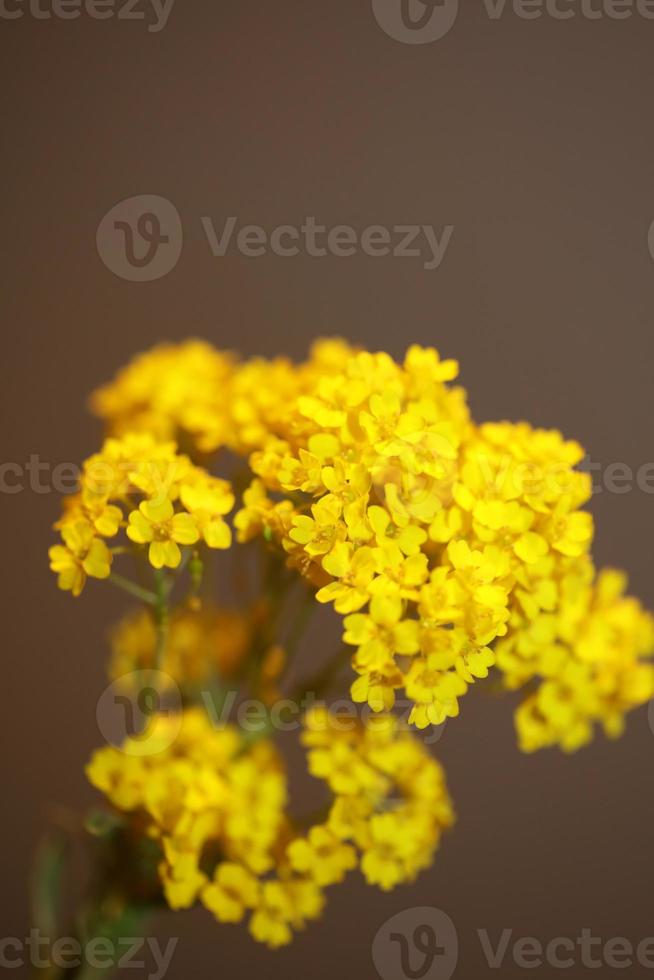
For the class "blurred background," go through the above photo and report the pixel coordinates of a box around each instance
[2,1,654,976]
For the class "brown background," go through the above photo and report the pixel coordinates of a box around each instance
[2,1,654,977]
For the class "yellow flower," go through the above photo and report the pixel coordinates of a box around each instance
[367,504,427,558]
[180,476,234,549]
[234,479,296,544]
[359,812,420,890]
[58,488,123,538]
[276,448,325,494]
[127,498,199,568]
[350,662,404,712]
[546,508,594,558]
[202,863,260,923]
[405,644,469,728]
[289,494,346,557]
[49,520,112,596]
[161,849,208,910]
[249,880,322,949]
[316,543,377,612]
[456,645,495,683]
[344,593,420,673]
[370,549,429,601]
[287,825,356,886]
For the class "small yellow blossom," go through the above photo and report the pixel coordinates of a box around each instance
[126,498,200,569]
[180,476,234,549]
[344,594,420,674]
[287,825,357,886]
[249,880,323,949]
[202,863,260,923]
[48,520,112,596]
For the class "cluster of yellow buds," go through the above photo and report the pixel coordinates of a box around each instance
[49,432,234,595]
[86,707,452,948]
[90,338,357,456]
[46,337,653,949]
[502,565,654,751]
[297,707,454,893]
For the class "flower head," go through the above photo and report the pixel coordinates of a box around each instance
[48,520,112,596]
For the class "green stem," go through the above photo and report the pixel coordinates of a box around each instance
[284,589,315,669]
[187,552,204,603]
[107,574,157,606]
[152,570,170,673]
[30,825,158,980]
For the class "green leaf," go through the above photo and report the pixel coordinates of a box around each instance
[31,832,69,938]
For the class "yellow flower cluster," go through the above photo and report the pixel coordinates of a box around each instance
[86,706,452,948]
[49,336,654,953]
[49,433,234,594]
[297,707,454,892]
[233,346,649,748]
[500,564,654,752]
[86,710,291,924]
[91,338,358,457]
[90,341,237,452]
[78,339,654,751]
[108,603,251,688]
